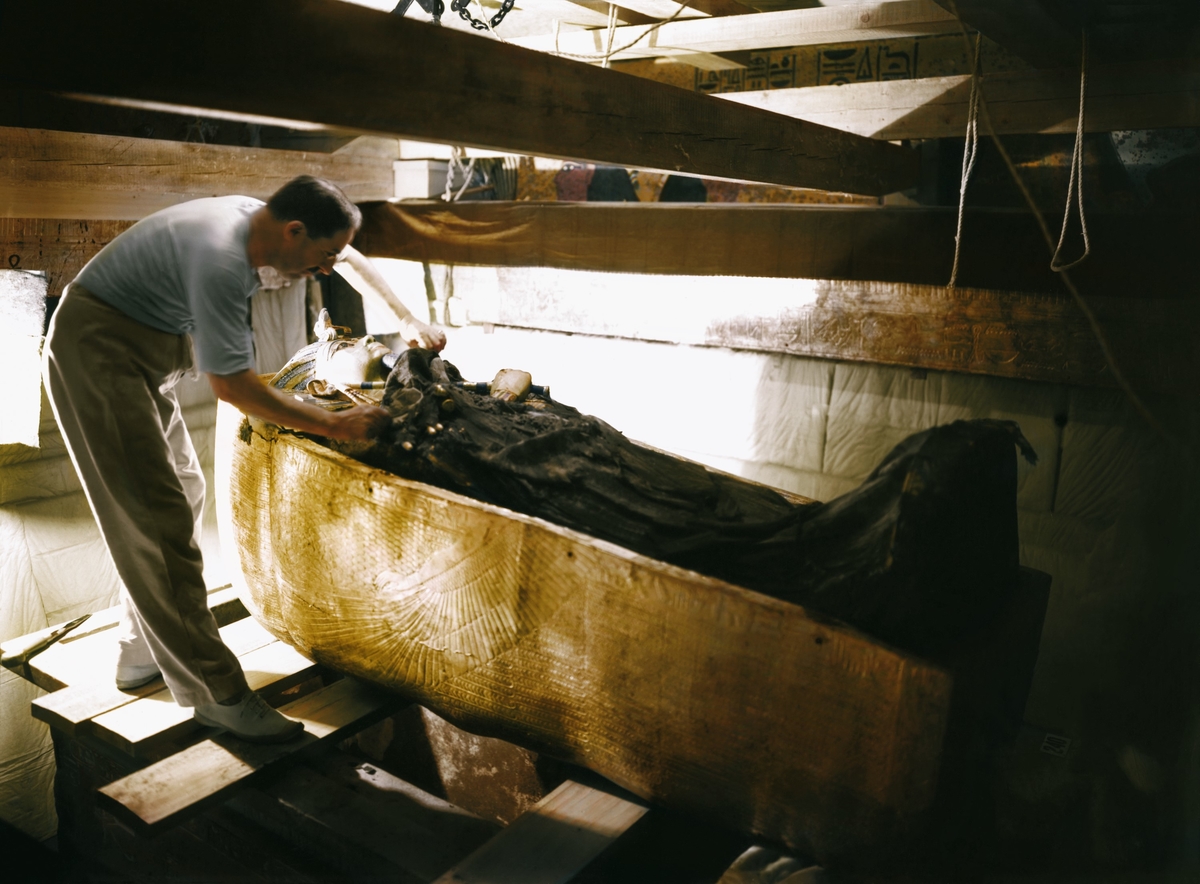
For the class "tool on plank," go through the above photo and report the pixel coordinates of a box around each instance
[1,614,91,668]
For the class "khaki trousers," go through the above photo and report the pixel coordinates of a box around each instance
[42,285,247,706]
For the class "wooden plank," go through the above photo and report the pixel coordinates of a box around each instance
[353,200,1199,303]
[88,637,318,758]
[454,263,1200,393]
[30,590,249,736]
[259,763,498,883]
[95,678,402,835]
[431,780,649,884]
[592,1,708,19]
[512,0,959,60]
[0,126,394,221]
[0,0,918,197]
[6,585,247,693]
[717,59,1200,139]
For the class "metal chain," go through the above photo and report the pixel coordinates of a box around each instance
[450,0,516,31]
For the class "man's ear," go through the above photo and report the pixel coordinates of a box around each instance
[283,220,306,240]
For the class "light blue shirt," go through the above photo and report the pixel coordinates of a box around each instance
[75,196,264,375]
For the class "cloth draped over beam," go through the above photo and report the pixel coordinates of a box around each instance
[351,200,1199,298]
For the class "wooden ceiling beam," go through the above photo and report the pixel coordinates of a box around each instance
[564,1,699,23]
[353,200,1198,303]
[513,0,959,60]
[0,127,395,221]
[718,59,1200,139]
[0,0,917,196]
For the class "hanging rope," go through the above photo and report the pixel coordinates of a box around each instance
[443,147,479,202]
[553,1,694,65]
[1049,30,1091,272]
[947,31,983,289]
[602,3,619,69]
[945,12,1186,461]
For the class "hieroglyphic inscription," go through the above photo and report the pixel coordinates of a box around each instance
[696,52,798,94]
[816,43,918,85]
[679,32,1031,95]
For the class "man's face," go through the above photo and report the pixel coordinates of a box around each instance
[277,222,354,280]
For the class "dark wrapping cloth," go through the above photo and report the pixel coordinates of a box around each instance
[353,350,1037,663]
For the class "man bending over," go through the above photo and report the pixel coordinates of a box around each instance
[42,176,395,742]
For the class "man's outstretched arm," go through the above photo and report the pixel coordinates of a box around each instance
[334,245,447,351]
[208,369,390,441]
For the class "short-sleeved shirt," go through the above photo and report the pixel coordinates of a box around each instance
[75,196,264,375]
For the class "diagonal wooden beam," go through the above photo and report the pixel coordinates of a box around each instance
[0,0,917,196]
[513,0,959,60]
[717,59,1200,139]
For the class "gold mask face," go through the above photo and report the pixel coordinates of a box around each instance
[316,335,393,386]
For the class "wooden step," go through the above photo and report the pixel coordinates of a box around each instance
[88,636,317,758]
[96,677,403,835]
[5,585,245,693]
[431,779,649,884]
[32,609,269,739]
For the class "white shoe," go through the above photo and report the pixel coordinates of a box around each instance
[115,662,161,691]
[194,691,305,744]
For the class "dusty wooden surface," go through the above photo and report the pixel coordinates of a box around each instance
[512,1,959,60]
[215,400,954,865]
[719,59,1200,139]
[457,265,1198,393]
[0,126,394,221]
[431,779,649,884]
[0,0,916,196]
[354,200,1199,304]
[97,678,402,835]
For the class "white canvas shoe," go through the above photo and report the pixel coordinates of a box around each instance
[194,691,304,743]
[115,662,161,690]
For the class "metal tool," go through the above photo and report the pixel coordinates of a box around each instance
[456,381,551,399]
[1,614,92,668]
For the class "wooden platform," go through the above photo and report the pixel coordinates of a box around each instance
[2,590,782,882]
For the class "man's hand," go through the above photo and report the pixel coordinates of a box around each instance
[401,318,447,353]
[209,369,390,440]
[324,405,391,441]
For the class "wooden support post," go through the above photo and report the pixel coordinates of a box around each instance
[0,0,918,196]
